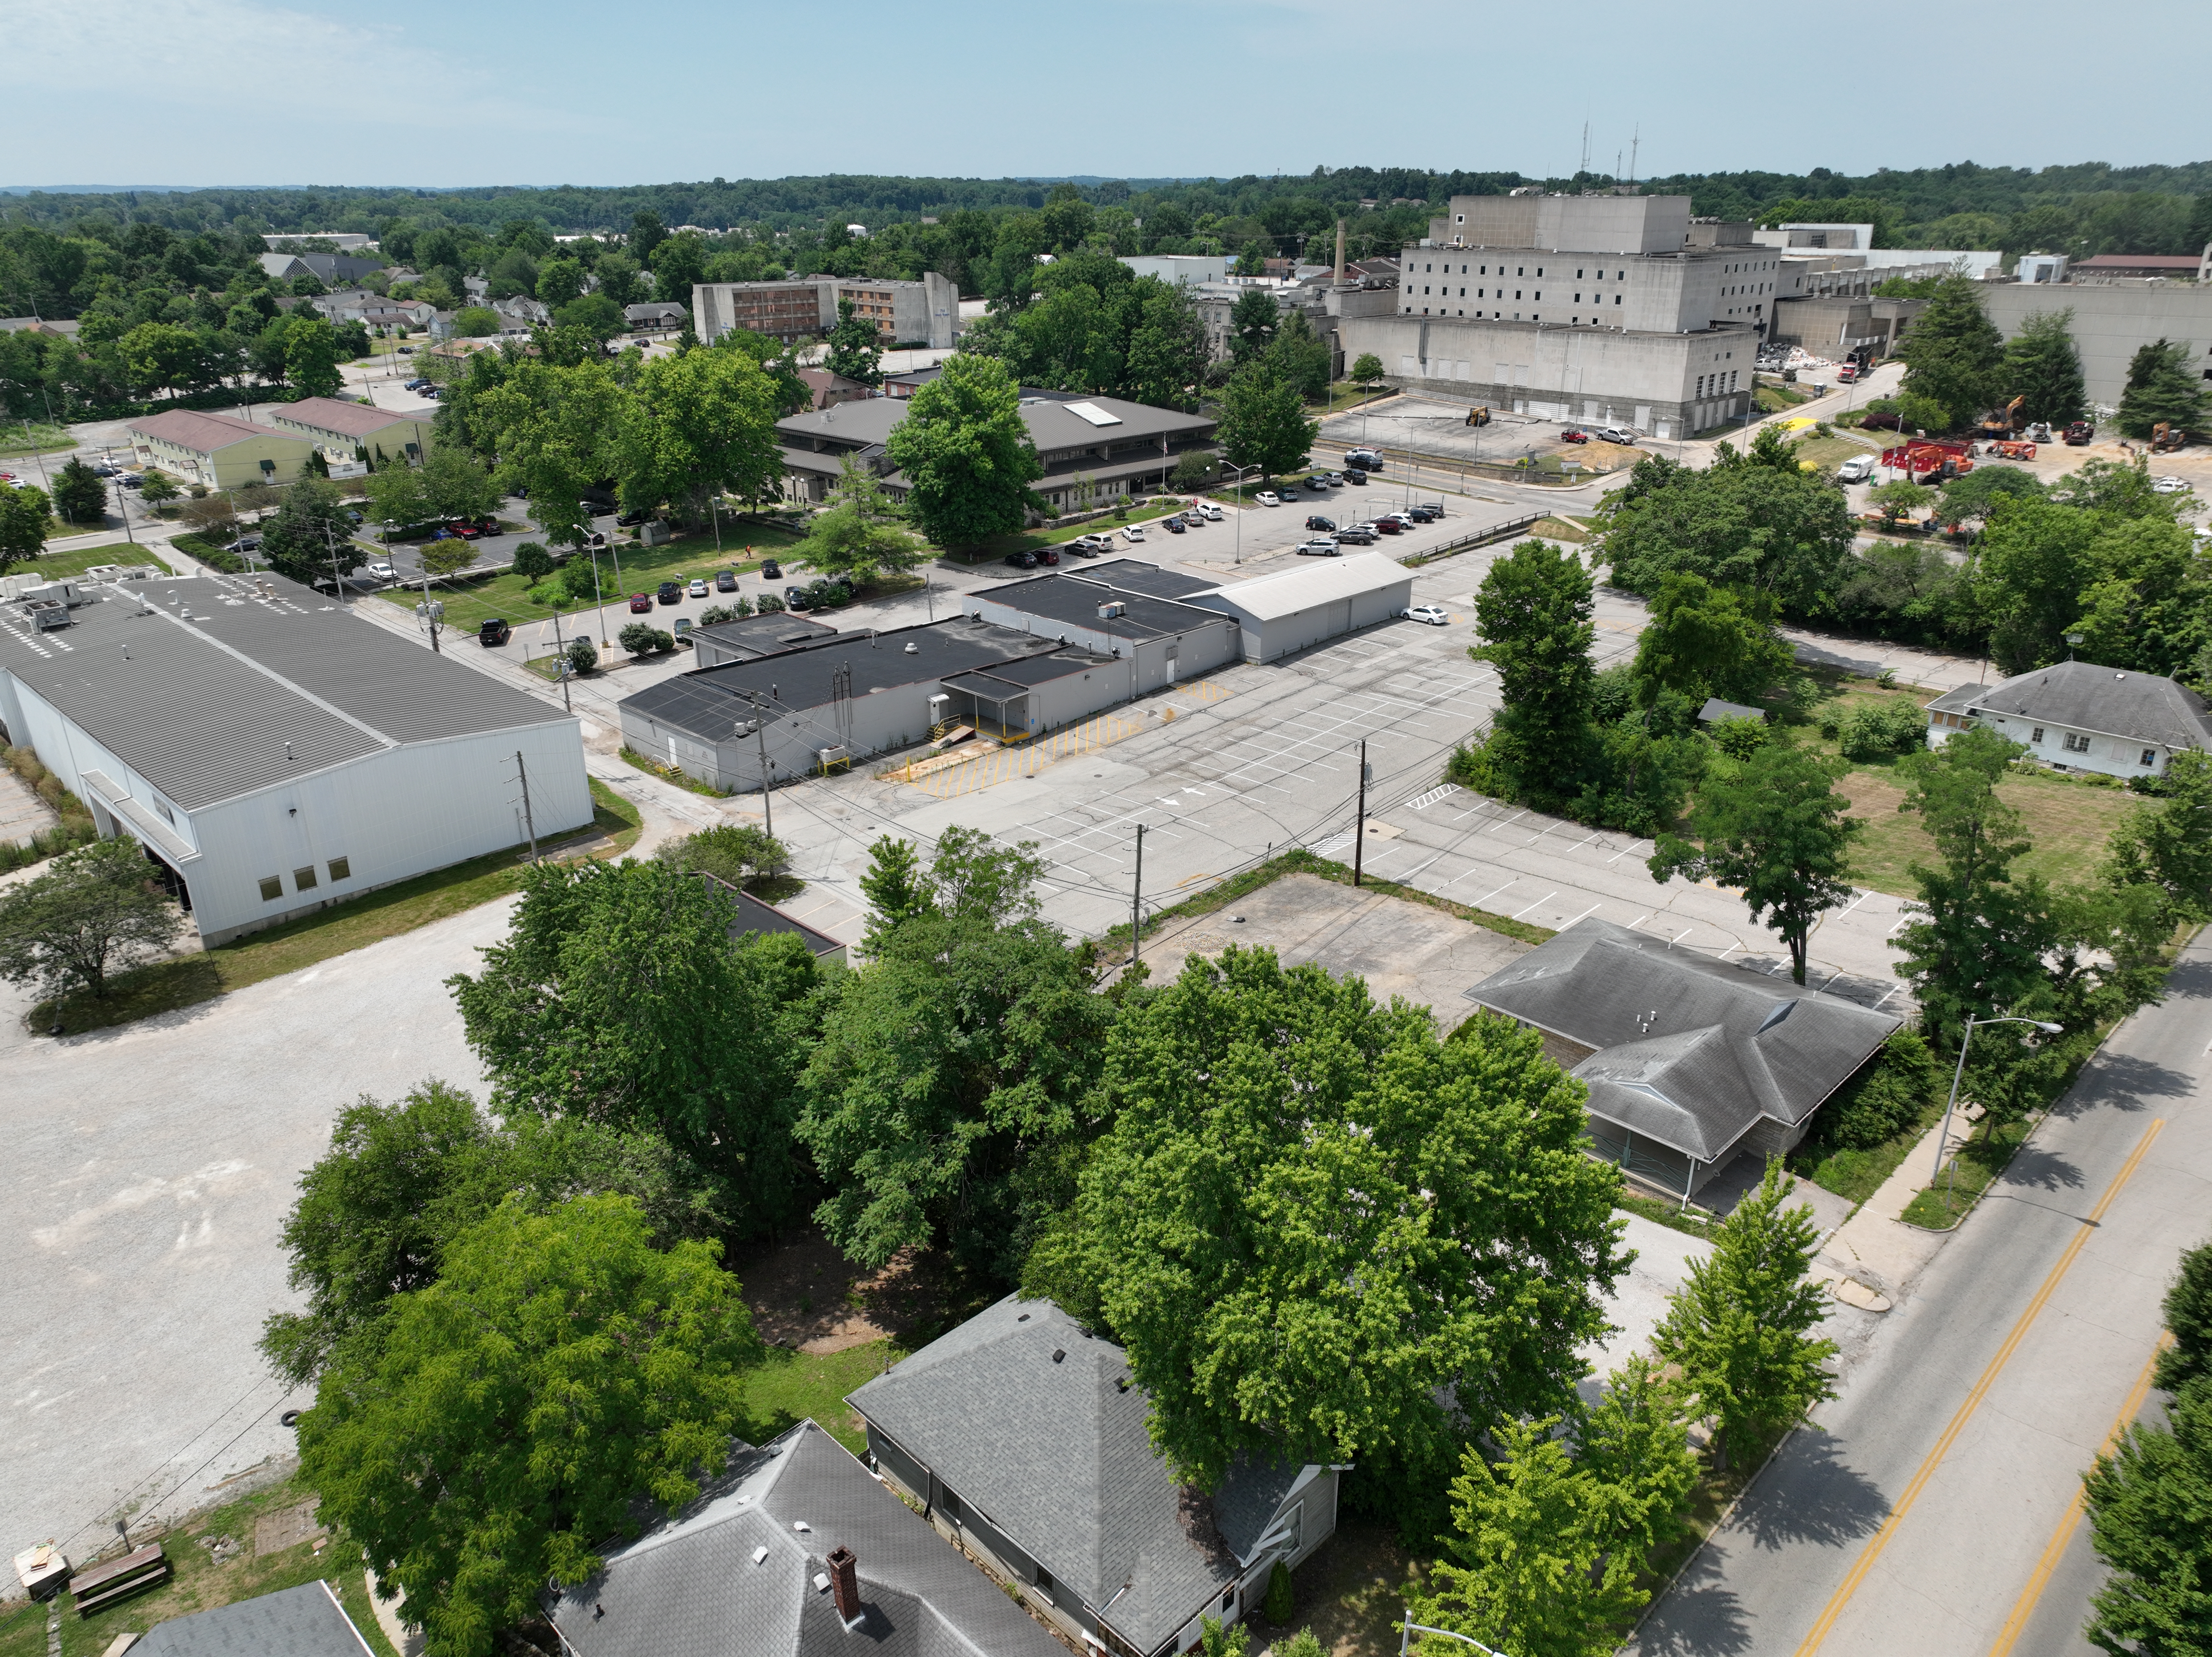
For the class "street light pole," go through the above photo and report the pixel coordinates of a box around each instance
[1399,1611,1511,1657]
[1930,1013,2064,1203]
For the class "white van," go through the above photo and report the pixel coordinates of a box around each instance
[1836,455,1875,485]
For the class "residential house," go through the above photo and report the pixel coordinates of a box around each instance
[129,1581,377,1656]
[1923,660,2212,780]
[625,301,688,332]
[127,409,315,490]
[258,250,385,286]
[849,1296,1340,1657]
[547,1419,1063,1657]
[261,396,436,469]
[1464,918,1901,1200]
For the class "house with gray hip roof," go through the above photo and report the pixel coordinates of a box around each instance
[1923,660,2212,781]
[127,1580,376,1656]
[547,1419,1062,1657]
[848,1297,1338,1657]
[1463,918,1900,1200]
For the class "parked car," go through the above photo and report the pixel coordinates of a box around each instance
[1344,448,1381,470]
[1383,511,1416,527]
[365,559,397,581]
[1194,501,1223,520]
[2153,476,2191,495]
[1372,516,1403,534]
[1255,491,1281,507]
[1594,427,1638,445]
[91,464,119,477]
[1835,456,1875,485]
[628,592,652,613]
[672,617,694,643]
[478,618,511,647]
[1163,514,1185,533]
[1559,428,1590,444]
[715,569,739,591]
[1336,526,1378,545]
[617,508,653,527]
[1121,524,1146,542]
[453,521,487,541]
[687,576,709,597]
[1408,504,1442,523]
[119,473,143,488]
[1398,604,1449,626]
[1277,486,1300,501]
[761,558,782,580]
[1070,533,1111,555]
[1004,549,1039,569]
[1295,539,1341,557]
[656,581,682,605]
[1305,515,1336,532]
[1340,467,1367,486]
[226,534,262,553]
[1305,473,1338,491]
[1036,546,1061,564]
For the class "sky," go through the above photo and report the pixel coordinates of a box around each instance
[4,0,2208,191]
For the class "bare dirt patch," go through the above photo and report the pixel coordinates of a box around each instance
[731,1225,954,1354]
[1248,1520,1424,1657]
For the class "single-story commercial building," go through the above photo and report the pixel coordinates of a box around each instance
[128,409,315,490]
[688,609,842,669]
[0,570,590,946]
[1184,552,1414,663]
[963,560,1242,690]
[617,616,1127,791]
[1465,919,1901,1199]
[549,1420,1062,1657]
[850,1296,1339,1657]
[1924,660,2212,780]
[261,396,435,469]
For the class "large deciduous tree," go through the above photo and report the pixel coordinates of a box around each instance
[787,454,926,588]
[1470,538,1598,764]
[0,838,182,1005]
[883,352,1044,547]
[284,314,345,398]
[1592,449,1855,616]
[259,477,362,585]
[1650,741,1862,983]
[1031,951,1627,1493]
[617,343,782,526]
[0,480,50,568]
[298,1195,763,1657]
[1214,361,1317,481]
[474,357,627,548]
[822,297,885,387]
[447,857,822,1237]
[1628,572,1795,708]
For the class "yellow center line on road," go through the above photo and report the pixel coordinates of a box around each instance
[1791,1118,2166,1657]
[1984,1334,2173,1657]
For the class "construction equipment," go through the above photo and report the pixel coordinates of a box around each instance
[2064,421,2095,446]
[1988,440,2039,461]
[2024,421,2054,444]
[1464,405,1491,428]
[2151,422,2187,453]
[1974,395,2025,441]
[1879,439,1977,483]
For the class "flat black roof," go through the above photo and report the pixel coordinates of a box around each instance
[1081,558,1221,601]
[620,617,1065,743]
[690,611,839,658]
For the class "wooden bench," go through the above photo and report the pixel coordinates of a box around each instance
[70,1543,170,1616]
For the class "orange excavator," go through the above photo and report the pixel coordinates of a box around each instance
[1975,395,2025,441]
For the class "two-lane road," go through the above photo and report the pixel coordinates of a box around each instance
[1633,932,2212,1657]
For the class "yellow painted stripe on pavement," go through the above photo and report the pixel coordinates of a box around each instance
[1791,1118,2166,1656]
[1984,1334,2173,1657]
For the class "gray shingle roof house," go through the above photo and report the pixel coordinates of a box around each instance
[1464,919,1900,1198]
[1924,660,2212,781]
[848,1297,1337,1657]
[129,1580,375,1655]
[548,1419,1060,1657]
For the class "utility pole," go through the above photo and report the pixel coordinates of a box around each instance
[748,692,774,839]
[515,750,539,863]
[551,604,571,712]
[1130,822,1145,965]
[1353,738,1368,887]
[324,519,347,601]
[418,566,442,652]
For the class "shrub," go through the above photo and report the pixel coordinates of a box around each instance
[1710,715,1769,760]
[510,541,553,583]
[618,622,672,656]
[564,637,597,674]
[1818,1029,1944,1151]
[1263,1560,1294,1624]
[1837,699,1927,761]
[698,599,754,625]
[757,591,786,613]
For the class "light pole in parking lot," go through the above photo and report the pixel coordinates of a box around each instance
[1221,463,1258,563]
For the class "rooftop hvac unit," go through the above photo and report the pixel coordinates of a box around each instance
[1098,601,1127,620]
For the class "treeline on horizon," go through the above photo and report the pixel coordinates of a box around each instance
[6,157,2211,259]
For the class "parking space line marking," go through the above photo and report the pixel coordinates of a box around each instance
[1472,880,1517,907]
[1626,913,1649,929]
[1509,890,1558,921]
[1559,903,1602,929]
[1606,840,1649,865]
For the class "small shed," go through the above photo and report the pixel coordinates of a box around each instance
[1698,696,1766,726]
[1186,552,1414,663]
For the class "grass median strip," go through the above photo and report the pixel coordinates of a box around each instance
[28,779,642,1036]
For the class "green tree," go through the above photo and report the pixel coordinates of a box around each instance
[1471,539,1597,763]
[1869,477,1936,528]
[617,344,782,527]
[2115,337,2208,439]
[553,293,625,342]
[565,635,597,674]
[656,823,788,888]
[298,1195,763,1657]
[2071,515,2212,679]
[475,358,627,548]
[1654,1160,1837,1469]
[116,321,204,397]
[2153,1243,2212,1395]
[1214,362,1316,480]
[857,833,930,948]
[822,297,884,387]
[450,305,501,338]
[629,210,668,264]
[1894,273,2005,431]
[1227,287,1279,362]
[650,232,710,310]
[447,857,823,1237]
[800,829,1109,1283]
[1650,742,1861,983]
[884,352,1044,547]
[1264,308,1332,402]
[2082,1373,2212,1657]
[1935,462,2045,528]
[789,454,926,587]
[2001,308,2088,427]
[2105,751,2212,926]
[136,469,181,509]
[50,456,109,524]
[594,252,644,309]
[1581,1355,1701,1563]
[485,246,539,301]
[535,254,585,308]
[284,314,345,398]
[1974,498,2101,674]
[0,838,182,1004]
[1350,351,1385,390]
[0,480,49,568]
[1034,952,1626,1492]
[1122,277,1209,411]
[1592,450,1854,615]
[259,477,362,585]
[510,540,553,584]
[1629,572,1795,707]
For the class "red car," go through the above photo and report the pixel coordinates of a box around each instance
[1559,428,1590,444]
[628,592,652,613]
[1372,516,1404,534]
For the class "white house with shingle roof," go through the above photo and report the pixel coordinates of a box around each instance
[1923,660,2212,780]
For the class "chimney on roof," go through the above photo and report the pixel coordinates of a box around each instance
[826,1545,860,1623]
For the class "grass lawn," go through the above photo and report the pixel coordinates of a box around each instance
[28,779,641,1036]
[1790,1096,1945,1208]
[739,1340,904,1456]
[375,521,803,632]
[1792,432,1881,470]
[1,422,74,456]
[1755,382,1814,413]
[1902,1118,2028,1229]
[0,1474,400,1657]
[15,542,173,579]
[1529,514,1588,541]
[1318,380,1389,416]
[1793,679,2139,898]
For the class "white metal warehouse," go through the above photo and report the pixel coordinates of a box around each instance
[1186,553,1414,662]
[0,571,591,945]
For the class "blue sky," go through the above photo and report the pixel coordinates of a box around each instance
[5,0,2206,190]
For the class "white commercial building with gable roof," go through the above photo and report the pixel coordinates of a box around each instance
[1184,552,1415,662]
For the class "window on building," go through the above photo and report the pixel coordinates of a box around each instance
[2030,727,2045,743]
[328,857,351,882]
[258,875,283,902]
[1614,295,1622,304]
[295,865,318,891]
[2063,732,2091,753]
[2142,748,2159,766]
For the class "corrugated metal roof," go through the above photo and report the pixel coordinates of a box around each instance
[0,573,571,811]
[1188,552,1412,623]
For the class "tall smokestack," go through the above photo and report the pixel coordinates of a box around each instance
[827,1546,860,1622]
[1334,218,1346,285]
